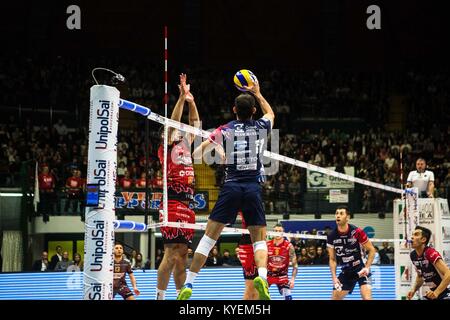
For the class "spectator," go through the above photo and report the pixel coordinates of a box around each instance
[64,169,83,213]
[379,241,394,264]
[135,172,147,189]
[130,250,138,268]
[313,246,329,265]
[55,251,71,272]
[155,249,163,269]
[53,119,68,136]
[298,247,311,265]
[222,249,240,266]
[49,245,63,270]
[118,171,134,189]
[67,253,83,272]
[132,253,144,270]
[186,248,194,268]
[306,245,317,262]
[38,164,56,221]
[373,246,381,265]
[206,247,223,267]
[32,251,50,271]
[234,247,242,266]
[361,188,372,212]
[117,161,128,179]
[378,246,391,264]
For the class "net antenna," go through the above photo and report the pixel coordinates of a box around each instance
[91,67,126,85]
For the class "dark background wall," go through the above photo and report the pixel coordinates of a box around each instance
[1,0,448,70]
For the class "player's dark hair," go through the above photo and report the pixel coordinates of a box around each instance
[416,157,426,164]
[114,242,123,248]
[274,223,283,228]
[415,226,432,246]
[235,94,255,120]
[336,205,350,215]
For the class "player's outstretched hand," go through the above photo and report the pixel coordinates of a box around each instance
[242,80,261,96]
[333,278,343,291]
[357,267,369,278]
[289,280,295,289]
[425,290,438,300]
[179,73,194,102]
[134,288,141,296]
[406,290,415,300]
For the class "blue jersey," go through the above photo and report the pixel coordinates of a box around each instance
[209,117,271,183]
[327,224,368,272]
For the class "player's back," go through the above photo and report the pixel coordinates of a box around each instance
[209,118,271,183]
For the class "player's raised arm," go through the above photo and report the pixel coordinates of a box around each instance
[166,74,188,144]
[244,81,275,128]
[180,74,200,144]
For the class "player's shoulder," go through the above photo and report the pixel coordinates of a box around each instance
[349,224,362,233]
[285,239,293,248]
[255,117,271,128]
[410,249,417,260]
[327,228,338,239]
[425,246,441,262]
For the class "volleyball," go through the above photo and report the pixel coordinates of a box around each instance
[233,69,258,92]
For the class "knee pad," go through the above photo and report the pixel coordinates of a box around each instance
[253,240,268,254]
[195,235,216,257]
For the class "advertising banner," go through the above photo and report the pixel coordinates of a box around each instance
[307,167,355,189]
[83,85,119,300]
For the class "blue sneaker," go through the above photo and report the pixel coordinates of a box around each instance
[253,276,271,300]
[176,283,193,300]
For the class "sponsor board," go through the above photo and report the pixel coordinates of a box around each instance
[307,167,355,189]
[115,190,209,212]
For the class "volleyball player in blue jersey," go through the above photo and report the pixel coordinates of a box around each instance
[177,80,275,300]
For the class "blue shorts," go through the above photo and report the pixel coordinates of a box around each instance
[334,269,372,294]
[209,181,266,227]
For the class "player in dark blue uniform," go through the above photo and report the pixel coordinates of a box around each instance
[327,206,376,300]
[407,226,450,300]
[177,80,275,300]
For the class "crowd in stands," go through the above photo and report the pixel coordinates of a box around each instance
[32,246,83,272]
[1,55,450,219]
